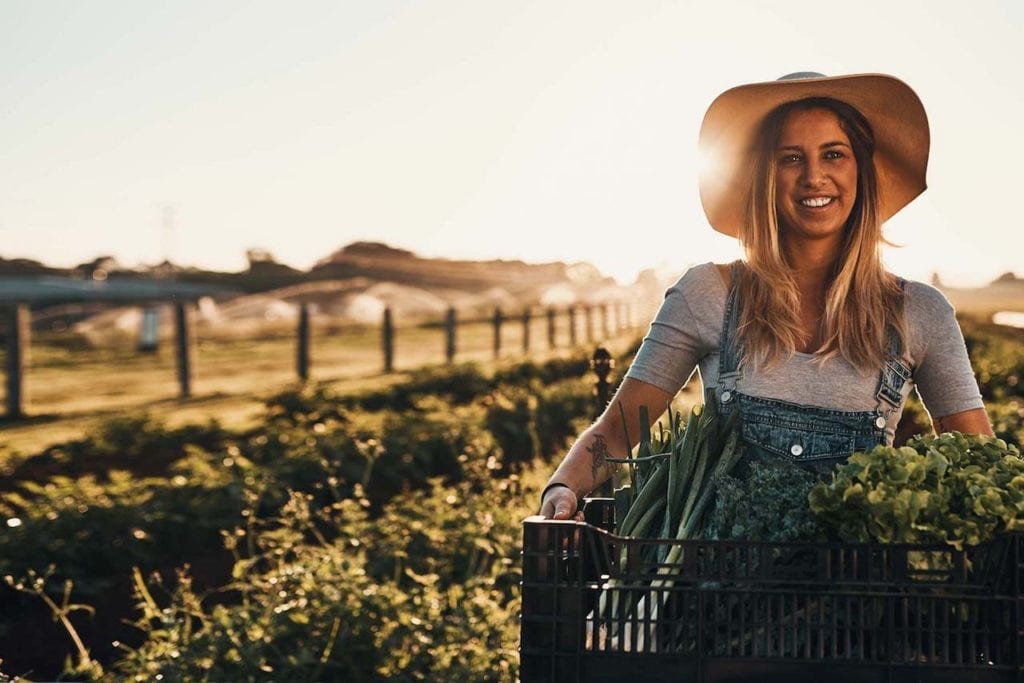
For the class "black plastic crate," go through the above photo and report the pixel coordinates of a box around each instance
[520,498,1024,682]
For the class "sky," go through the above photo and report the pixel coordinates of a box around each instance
[1,0,1022,287]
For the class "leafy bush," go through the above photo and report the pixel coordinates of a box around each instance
[0,355,591,680]
[962,318,1024,402]
[113,455,537,682]
[493,356,591,388]
[0,415,230,486]
[262,386,351,428]
[483,389,539,468]
[534,378,593,456]
[334,364,495,413]
[988,399,1024,448]
[0,461,242,600]
[809,432,1024,549]
[334,357,595,415]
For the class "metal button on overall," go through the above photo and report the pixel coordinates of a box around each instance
[721,390,733,403]
[875,416,886,429]
[790,444,804,457]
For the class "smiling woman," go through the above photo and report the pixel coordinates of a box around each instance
[774,107,859,248]
[539,72,994,522]
[742,94,887,367]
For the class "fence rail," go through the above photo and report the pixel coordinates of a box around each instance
[0,300,653,420]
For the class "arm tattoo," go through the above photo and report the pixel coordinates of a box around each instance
[587,435,618,486]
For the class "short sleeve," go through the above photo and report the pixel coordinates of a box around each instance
[624,264,721,395]
[907,283,985,418]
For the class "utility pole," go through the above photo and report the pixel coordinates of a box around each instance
[160,204,177,278]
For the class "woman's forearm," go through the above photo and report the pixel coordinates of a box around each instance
[932,407,994,436]
[546,421,629,499]
[543,377,677,500]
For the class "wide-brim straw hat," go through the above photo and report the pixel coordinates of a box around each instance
[697,72,930,237]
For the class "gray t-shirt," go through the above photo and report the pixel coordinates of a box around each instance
[625,262,984,444]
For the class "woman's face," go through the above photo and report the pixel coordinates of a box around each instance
[774,107,858,248]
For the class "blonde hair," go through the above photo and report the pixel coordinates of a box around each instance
[737,97,906,372]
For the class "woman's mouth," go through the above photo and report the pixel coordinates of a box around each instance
[799,196,834,208]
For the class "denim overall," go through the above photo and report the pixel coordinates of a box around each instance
[717,264,911,477]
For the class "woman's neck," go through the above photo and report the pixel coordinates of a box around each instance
[782,237,839,294]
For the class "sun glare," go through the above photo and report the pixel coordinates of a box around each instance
[696,143,724,186]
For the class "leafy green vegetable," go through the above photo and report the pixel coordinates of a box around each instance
[703,457,827,543]
[809,432,1024,549]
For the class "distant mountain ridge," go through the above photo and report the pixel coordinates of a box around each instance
[940,272,1024,316]
[19,242,635,338]
[310,241,609,296]
[1,242,618,305]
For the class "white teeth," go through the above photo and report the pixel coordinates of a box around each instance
[801,197,833,208]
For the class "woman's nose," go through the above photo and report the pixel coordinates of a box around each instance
[801,160,827,187]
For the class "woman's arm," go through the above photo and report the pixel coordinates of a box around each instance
[538,263,722,518]
[539,378,675,520]
[906,283,991,438]
[932,407,994,436]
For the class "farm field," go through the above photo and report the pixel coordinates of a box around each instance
[0,318,1020,681]
[0,341,667,681]
[0,314,643,462]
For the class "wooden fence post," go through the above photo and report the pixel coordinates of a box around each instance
[591,346,615,496]
[138,306,160,353]
[613,303,622,333]
[493,307,503,359]
[521,307,531,353]
[382,307,394,373]
[585,305,594,343]
[601,303,610,339]
[546,307,556,349]
[4,304,28,419]
[297,302,310,382]
[568,306,577,347]
[445,307,456,363]
[174,300,192,398]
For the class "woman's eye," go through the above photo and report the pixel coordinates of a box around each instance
[779,154,802,164]
[823,150,845,160]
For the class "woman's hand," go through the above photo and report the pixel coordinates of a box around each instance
[539,486,583,521]
[932,407,994,436]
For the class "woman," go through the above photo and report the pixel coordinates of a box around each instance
[540,72,993,521]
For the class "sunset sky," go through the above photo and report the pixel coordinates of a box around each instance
[2,0,1021,287]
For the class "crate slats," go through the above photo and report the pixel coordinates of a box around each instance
[520,499,1024,683]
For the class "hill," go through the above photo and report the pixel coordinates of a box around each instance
[939,272,1024,317]
[2,242,618,302]
[9,243,648,338]
[309,241,611,298]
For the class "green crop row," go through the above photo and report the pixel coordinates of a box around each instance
[0,356,603,681]
[0,321,1020,682]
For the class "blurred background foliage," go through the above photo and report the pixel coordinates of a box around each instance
[0,319,1020,681]
[0,353,601,681]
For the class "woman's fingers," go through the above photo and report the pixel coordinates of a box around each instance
[551,495,574,520]
[540,488,578,520]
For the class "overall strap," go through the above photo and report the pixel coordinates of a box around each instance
[718,261,743,396]
[874,277,911,415]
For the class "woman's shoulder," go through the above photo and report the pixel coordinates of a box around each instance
[674,261,732,295]
[900,277,956,318]
[897,277,960,363]
[659,262,729,334]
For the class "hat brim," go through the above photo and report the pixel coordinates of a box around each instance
[697,73,930,237]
